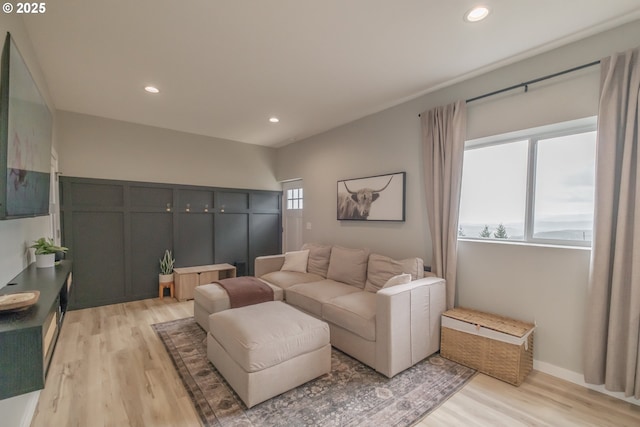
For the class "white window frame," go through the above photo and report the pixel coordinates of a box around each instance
[460,117,597,248]
[286,187,303,211]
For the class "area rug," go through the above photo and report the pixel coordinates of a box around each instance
[153,317,475,427]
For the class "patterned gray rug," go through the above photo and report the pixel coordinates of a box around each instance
[153,317,475,427]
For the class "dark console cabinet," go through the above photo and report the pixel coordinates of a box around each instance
[0,261,73,400]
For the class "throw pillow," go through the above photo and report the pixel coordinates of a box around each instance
[280,249,310,273]
[326,246,370,289]
[364,253,424,292]
[380,273,412,290]
[301,243,332,277]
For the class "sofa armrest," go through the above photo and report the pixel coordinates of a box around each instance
[254,254,285,278]
[375,276,446,377]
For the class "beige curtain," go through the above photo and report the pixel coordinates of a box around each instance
[421,101,466,309]
[584,46,640,398]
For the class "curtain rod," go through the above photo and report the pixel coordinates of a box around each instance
[418,59,600,116]
[466,59,601,103]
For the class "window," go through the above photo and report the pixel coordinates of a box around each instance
[286,187,303,210]
[458,118,596,246]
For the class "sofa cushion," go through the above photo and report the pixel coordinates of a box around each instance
[381,273,412,289]
[260,271,324,290]
[208,301,330,373]
[326,246,370,289]
[301,243,332,278]
[286,279,361,317]
[322,292,377,341]
[364,253,424,293]
[281,249,309,273]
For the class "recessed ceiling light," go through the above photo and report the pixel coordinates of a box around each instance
[269,117,280,123]
[144,86,160,94]
[464,6,490,22]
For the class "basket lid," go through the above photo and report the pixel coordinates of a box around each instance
[443,307,534,338]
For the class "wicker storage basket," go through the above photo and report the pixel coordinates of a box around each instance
[440,307,535,386]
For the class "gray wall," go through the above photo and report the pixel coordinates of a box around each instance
[57,111,280,191]
[0,12,56,427]
[276,19,640,384]
[276,107,431,259]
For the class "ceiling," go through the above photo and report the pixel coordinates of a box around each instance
[22,1,640,147]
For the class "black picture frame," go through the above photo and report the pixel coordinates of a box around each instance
[0,32,53,219]
[337,172,406,221]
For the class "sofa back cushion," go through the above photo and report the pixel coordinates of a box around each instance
[326,246,370,289]
[364,253,425,293]
[301,243,332,278]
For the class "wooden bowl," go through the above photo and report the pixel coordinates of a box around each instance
[0,291,40,312]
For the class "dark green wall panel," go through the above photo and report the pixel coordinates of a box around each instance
[218,191,249,210]
[175,213,214,267]
[215,213,249,268]
[130,212,173,298]
[60,177,281,309]
[251,213,281,274]
[71,212,126,307]
[130,186,173,209]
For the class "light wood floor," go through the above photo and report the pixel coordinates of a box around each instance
[31,298,640,427]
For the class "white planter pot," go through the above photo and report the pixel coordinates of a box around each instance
[35,253,55,268]
[159,273,174,283]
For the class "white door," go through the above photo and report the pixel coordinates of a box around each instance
[282,180,304,252]
[50,150,61,245]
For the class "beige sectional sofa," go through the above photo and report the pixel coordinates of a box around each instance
[254,243,447,378]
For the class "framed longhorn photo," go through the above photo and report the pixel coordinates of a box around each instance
[337,172,406,221]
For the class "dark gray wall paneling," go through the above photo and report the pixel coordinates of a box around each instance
[72,211,126,306]
[71,182,123,207]
[215,213,249,270]
[251,213,281,262]
[130,212,173,298]
[175,213,215,267]
[130,185,173,209]
[218,191,249,210]
[60,177,281,309]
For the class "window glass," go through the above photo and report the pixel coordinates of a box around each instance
[533,131,596,242]
[459,140,528,240]
[286,186,304,210]
[459,118,596,246]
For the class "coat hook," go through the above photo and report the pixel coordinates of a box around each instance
[166,203,171,212]
[186,203,190,212]
[204,204,209,212]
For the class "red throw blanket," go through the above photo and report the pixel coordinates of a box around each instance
[215,276,274,308]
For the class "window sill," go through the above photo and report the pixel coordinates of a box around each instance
[457,237,591,251]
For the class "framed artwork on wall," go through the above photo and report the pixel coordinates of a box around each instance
[337,172,405,221]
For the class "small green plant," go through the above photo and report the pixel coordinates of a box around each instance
[159,250,175,275]
[30,237,68,255]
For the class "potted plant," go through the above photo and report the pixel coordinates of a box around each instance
[30,237,68,268]
[159,250,175,298]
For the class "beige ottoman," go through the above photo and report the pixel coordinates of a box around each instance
[194,281,284,332]
[207,301,331,408]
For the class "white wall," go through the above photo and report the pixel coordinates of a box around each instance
[57,111,280,191]
[276,106,431,259]
[276,19,640,389]
[0,12,57,427]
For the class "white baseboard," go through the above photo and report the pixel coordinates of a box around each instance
[20,391,40,427]
[534,360,639,406]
